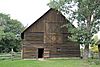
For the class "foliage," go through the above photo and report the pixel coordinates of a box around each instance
[0,13,24,53]
[90,45,98,53]
[92,34,100,45]
[48,0,100,59]
[88,59,100,65]
[48,0,100,45]
[90,35,99,53]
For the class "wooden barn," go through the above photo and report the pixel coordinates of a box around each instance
[21,8,80,59]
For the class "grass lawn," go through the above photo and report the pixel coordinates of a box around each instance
[0,59,100,67]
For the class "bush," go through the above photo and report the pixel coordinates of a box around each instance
[88,59,100,65]
[95,60,100,65]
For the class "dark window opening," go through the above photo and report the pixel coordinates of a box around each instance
[21,33,24,39]
[38,48,44,58]
[57,48,61,52]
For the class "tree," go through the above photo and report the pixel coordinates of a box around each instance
[0,13,24,53]
[48,0,100,59]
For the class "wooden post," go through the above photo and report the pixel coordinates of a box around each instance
[21,45,24,59]
[11,48,14,61]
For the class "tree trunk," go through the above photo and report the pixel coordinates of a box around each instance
[83,45,89,59]
[98,44,100,59]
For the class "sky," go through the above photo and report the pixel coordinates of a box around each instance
[0,0,49,26]
[97,31,100,39]
[0,0,100,38]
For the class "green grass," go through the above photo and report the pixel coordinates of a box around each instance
[0,59,100,67]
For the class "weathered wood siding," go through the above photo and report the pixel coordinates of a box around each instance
[22,9,80,59]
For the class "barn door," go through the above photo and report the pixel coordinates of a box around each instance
[38,48,44,58]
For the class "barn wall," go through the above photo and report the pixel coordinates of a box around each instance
[44,9,66,22]
[22,46,37,59]
[43,9,79,57]
[43,9,68,44]
[22,11,46,59]
[50,43,80,57]
[22,9,80,59]
[22,32,44,59]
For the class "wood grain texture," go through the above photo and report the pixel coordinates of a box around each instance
[21,9,80,59]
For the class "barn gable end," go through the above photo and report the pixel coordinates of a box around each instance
[21,8,80,59]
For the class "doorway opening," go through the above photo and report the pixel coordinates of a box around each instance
[38,48,44,58]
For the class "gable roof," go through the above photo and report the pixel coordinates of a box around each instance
[22,8,67,33]
[21,8,71,39]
